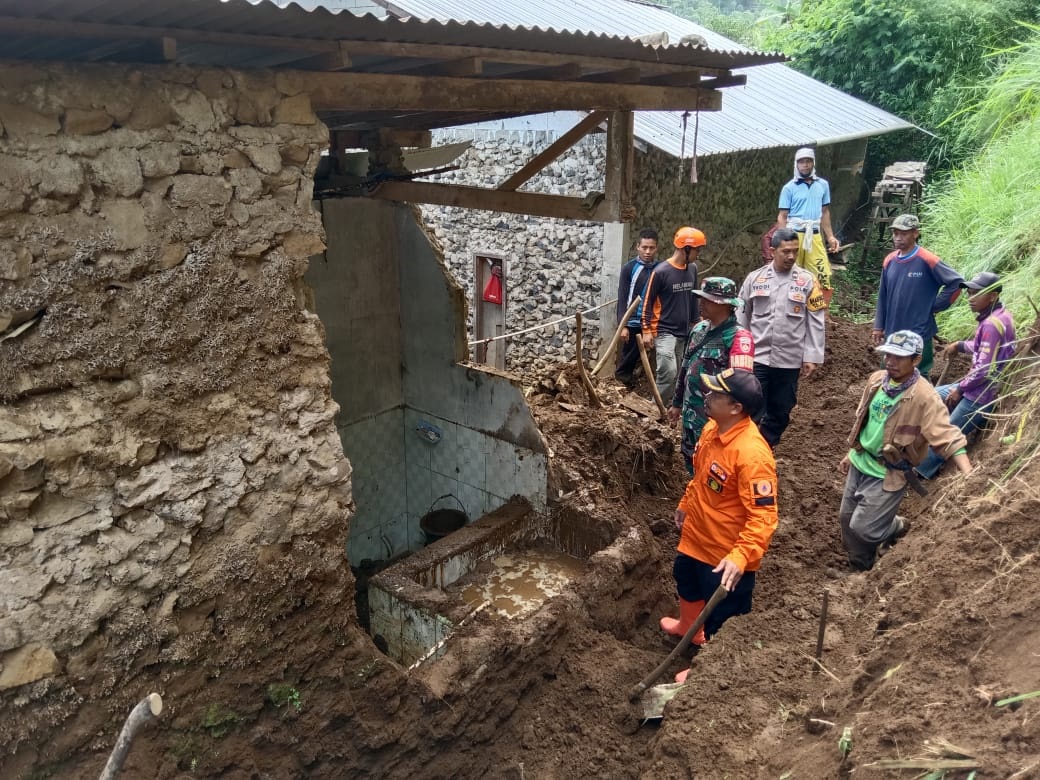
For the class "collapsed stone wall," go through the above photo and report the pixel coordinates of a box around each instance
[419,132,605,375]
[0,62,353,771]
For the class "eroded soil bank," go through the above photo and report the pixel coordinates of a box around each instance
[10,318,1040,778]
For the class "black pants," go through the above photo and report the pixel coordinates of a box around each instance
[615,325,643,383]
[672,554,755,640]
[753,362,801,448]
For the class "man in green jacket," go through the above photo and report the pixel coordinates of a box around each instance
[839,330,972,570]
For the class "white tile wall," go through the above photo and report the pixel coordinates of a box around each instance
[345,406,548,565]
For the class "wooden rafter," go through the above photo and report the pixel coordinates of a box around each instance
[497,111,609,192]
[368,180,612,222]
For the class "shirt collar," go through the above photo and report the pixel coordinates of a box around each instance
[975,302,1001,321]
[716,415,753,446]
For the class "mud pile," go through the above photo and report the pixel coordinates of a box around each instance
[27,317,1040,778]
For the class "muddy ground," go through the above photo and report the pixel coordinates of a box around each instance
[36,317,1040,779]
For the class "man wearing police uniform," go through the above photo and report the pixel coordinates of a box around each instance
[737,227,827,448]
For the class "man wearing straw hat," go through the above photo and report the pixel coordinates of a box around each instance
[916,272,1016,479]
[776,147,840,306]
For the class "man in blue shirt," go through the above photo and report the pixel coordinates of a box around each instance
[777,147,840,306]
[614,228,659,387]
[872,214,964,377]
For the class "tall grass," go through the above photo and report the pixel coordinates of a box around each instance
[926,28,1040,340]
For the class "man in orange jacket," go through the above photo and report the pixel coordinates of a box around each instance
[659,368,779,682]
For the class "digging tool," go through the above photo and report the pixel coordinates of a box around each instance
[592,295,641,377]
[629,584,728,720]
[635,336,668,420]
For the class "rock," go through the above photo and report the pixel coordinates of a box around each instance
[0,522,33,547]
[0,102,60,138]
[223,149,251,169]
[169,174,232,208]
[281,230,325,258]
[27,493,93,529]
[139,144,181,178]
[36,156,84,198]
[100,199,149,250]
[244,145,282,175]
[171,90,217,132]
[0,245,32,280]
[61,108,114,135]
[273,94,317,125]
[228,167,263,203]
[126,94,176,131]
[90,148,143,197]
[0,644,59,690]
[158,243,188,269]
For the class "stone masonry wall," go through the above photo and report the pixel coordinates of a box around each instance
[421,130,863,373]
[0,62,354,771]
[420,131,606,375]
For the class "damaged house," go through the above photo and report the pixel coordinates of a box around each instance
[0,0,778,773]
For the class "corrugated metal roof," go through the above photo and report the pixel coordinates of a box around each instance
[377,0,915,155]
[0,0,780,71]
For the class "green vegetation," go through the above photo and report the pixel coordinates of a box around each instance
[926,27,1040,340]
[201,703,242,739]
[266,682,303,712]
[764,0,1040,171]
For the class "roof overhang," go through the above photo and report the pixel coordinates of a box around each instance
[0,0,784,134]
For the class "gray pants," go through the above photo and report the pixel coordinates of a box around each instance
[654,332,687,402]
[839,465,904,570]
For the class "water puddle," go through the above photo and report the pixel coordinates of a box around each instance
[459,547,585,618]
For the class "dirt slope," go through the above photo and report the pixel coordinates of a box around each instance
[40,317,1038,779]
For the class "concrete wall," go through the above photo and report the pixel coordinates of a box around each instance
[307,199,547,566]
[0,61,353,769]
[420,126,869,369]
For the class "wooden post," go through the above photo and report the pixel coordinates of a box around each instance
[813,589,830,674]
[99,693,163,780]
[592,295,640,376]
[636,336,667,420]
[575,311,602,408]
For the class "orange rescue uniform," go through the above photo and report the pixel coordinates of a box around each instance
[677,416,779,572]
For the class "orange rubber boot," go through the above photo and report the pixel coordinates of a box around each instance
[659,598,706,645]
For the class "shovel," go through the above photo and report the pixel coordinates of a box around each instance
[628,584,729,720]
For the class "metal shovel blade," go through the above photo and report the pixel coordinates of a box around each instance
[640,682,684,721]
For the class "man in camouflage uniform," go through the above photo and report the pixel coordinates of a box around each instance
[668,277,755,471]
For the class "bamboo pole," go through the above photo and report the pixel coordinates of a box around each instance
[636,335,668,420]
[575,310,602,408]
[592,295,641,377]
[813,588,830,674]
[99,693,163,780]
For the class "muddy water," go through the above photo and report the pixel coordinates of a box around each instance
[460,548,586,618]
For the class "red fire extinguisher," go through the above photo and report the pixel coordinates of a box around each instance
[482,262,503,305]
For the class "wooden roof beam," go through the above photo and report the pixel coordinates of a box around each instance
[298,70,723,113]
[390,56,483,77]
[498,111,608,192]
[366,180,614,222]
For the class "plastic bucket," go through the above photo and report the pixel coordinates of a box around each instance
[419,508,467,545]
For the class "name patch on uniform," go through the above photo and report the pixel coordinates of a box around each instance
[788,291,806,303]
[754,496,776,506]
[709,462,729,482]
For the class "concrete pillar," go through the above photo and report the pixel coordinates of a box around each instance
[598,221,631,364]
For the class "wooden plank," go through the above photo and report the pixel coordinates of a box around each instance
[498,111,608,192]
[581,67,643,84]
[367,180,614,221]
[302,71,723,113]
[288,45,352,72]
[392,56,483,77]
[337,129,432,148]
[503,63,584,81]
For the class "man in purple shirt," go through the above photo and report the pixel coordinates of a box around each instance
[916,271,1016,478]
[872,214,964,376]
